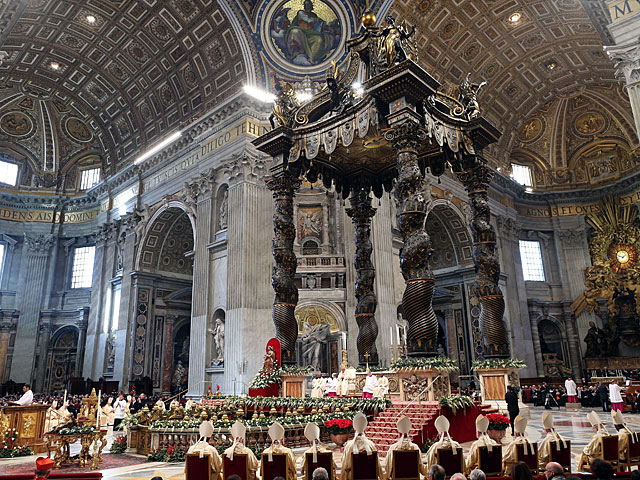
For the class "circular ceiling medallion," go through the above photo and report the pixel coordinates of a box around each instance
[575,112,606,136]
[0,111,35,138]
[519,117,543,142]
[65,117,93,143]
[262,0,348,74]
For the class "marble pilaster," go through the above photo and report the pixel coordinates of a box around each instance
[0,321,11,383]
[11,233,53,383]
[34,318,53,392]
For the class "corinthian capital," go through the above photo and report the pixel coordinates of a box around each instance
[23,233,54,253]
[605,43,640,86]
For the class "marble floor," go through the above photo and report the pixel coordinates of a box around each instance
[2,406,637,479]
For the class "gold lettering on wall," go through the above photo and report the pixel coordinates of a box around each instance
[0,207,98,224]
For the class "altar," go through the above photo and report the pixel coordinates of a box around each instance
[0,404,49,454]
[44,430,107,470]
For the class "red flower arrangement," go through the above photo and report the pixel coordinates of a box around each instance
[486,413,510,430]
[324,418,353,435]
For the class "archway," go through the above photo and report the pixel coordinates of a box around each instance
[424,203,475,376]
[131,204,194,394]
[44,326,79,393]
[538,318,571,378]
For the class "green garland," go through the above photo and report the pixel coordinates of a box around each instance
[471,359,526,370]
[281,365,314,375]
[55,426,96,435]
[355,365,389,372]
[390,356,458,373]
[109,435,127,454]
[439,394,475,412]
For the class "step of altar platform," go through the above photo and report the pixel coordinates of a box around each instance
[367,401,441,454]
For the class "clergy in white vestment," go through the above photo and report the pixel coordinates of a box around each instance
[341,413,382,480]
[301,422,336,480]
[502,415,535,475]
[565,377,577,403]
[466,415,500,474]
[311,375,326,398]
[384,416,426,480]
[326,374,338,397]
[10,385,34,406]
[224,421,259,480]
[610,380,624,412]
[185,420,222,479]
[260,422,297,480]
[425,416,462,468]
[538,412,568,471]
[373,376,389,398]
[362,370,378,399]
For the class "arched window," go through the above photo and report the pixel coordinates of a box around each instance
[302,239,319,255]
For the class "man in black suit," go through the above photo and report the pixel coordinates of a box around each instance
[505,385,520,435]
[597,382,609,411]
[130,393,147,413]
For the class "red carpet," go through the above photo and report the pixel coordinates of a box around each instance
[0,454,146,476]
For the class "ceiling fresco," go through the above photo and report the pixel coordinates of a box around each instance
[0,0,636,191]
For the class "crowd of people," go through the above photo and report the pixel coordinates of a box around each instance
[520,378,628,411]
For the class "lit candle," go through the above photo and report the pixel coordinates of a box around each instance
[96,390,101,428]
[389,326,394,347]
[63,389,67,406]
[395,325,401,347]
[342,332,347,351]
[404,326,408,345]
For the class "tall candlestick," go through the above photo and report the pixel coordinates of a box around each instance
[96,390,101,428]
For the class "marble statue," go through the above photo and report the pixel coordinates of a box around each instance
[219,190,228,230]
[301,322,330,370]
[208,318,225,366]
[173,360,186,386]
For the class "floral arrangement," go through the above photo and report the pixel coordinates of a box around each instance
[324,418,353,435]
[421,437,438,453]
[486,413,510,430]
[147,442,187,463]
[109,435,127,454]
[438,394,475,412]
[472,359,526,370]
[249,360,282,389]
[207,386,213,397]
[120,415,138,429]
[390,356,458,373]
[0,428,32,458]
[216,385,221,395]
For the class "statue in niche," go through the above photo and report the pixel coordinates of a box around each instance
[218,190,228,230]
[207,318,225,366]
[584,321,603,357]
[180,335,190,363]
[106,332,116,370]
[172,360,186,387]
[301,322,330,370]
[601,324,620,357]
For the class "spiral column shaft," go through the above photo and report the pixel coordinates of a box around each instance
[266,172,301,365]
[386,120,438,356]
[457,164,509,358]
[346,189,379,366]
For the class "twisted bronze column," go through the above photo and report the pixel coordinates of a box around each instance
[457,163,509,357]
[385,120,438,356]
[265,172,301,365]
[346,189,379,366]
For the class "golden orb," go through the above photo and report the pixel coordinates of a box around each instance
[362,11,376,28]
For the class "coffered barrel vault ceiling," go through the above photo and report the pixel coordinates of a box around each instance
[0,0,248,175]
[0,0,637,190]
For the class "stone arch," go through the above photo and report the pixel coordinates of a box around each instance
[425,203,474,270]
[295,300,346,333]
[135,203,195,274]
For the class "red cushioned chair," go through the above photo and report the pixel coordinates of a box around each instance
[392,450,420,480]
[352,451,379,480]
[436,448,464,477]
[601,435,621,470]
[304,452,334,480]
[223,453,249,480]
[621,434,640,471]
[478,445,503,477]
[515,442,539,475]
[261,453,288,480]
[186,453,213,480]
[548,440,571,474]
